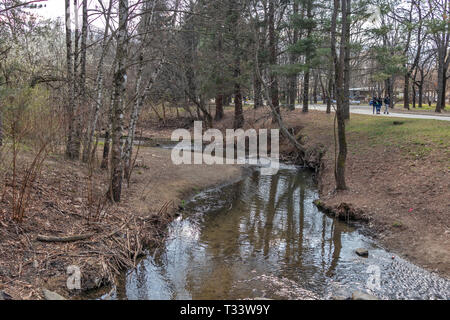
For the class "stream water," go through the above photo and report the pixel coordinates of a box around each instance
[107,165,449,300]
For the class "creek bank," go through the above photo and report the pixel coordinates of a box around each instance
[269,109,449,278]
[0,147,242,300]
[73,148,243,299]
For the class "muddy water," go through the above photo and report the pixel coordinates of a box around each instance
[111,165,449,300]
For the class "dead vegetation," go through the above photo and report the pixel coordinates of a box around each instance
[0,142,241,299]
[0,155,174,299]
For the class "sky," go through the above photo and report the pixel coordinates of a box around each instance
[31,0,65,20]
[28,0,109,28]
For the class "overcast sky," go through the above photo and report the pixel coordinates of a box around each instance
[31,0,65,20]
[29,0,109,28]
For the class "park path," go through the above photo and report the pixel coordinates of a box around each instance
[296,104,450,122]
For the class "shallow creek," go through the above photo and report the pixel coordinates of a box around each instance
[106,164,449,300]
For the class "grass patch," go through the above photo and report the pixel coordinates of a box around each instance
[347,115,450,159]
[392,222,403,228]
[405,104,450,111]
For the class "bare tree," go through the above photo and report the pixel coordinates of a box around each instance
[65,0,78,159]
[287,0,299,110]
[428,0,450,112]
[109,0,129,202]
[82,0,113,163]
[331,0,349,190]
[230,0,244,129]
[268,0,280,122]
[123,0,163,182]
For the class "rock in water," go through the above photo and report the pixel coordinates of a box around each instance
[42,288,66,300]
[355,248,369,257]
[352,291,379,300]
[331,295,349,300]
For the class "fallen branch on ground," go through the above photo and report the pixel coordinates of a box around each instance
[36,233,96,243]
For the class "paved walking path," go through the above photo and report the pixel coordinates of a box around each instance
[295,104,450,122]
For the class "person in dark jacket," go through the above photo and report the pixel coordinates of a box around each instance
[377,98,382,114]
[383,96,390,114]
[370,97,376,114]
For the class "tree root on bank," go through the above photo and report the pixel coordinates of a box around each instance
[313,200,370,222]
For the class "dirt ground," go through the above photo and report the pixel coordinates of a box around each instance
[0,147,241,299]
[285,111,449,278]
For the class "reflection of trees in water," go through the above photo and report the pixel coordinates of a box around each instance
[217,169,345,278]
[135,261,148,300]
[263,173,279,256]
[128,169,345,299]
[186,176,245,298]
[255,170,343,277]
[246,170,263,252]
[326,219,342,277]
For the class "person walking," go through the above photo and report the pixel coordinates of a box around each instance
[384,96,390,114]
[370,97,376,114]
[375,97,382,114]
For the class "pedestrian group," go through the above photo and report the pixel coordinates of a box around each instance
[370,96,390,115]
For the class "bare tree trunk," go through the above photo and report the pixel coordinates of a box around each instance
[83,0,112,163]
[343,0,351,120]
[302,1,313,113]
[253,14,265,110]
[234,80,244,129]
[109,0,129,202]
[436,68,444,112]
[215,25,225,119]
[79,0,87,103]
[327,66,333,113]
[313,73,318,104]
[385,77,393,108]
[71,0,82,158]
[101,47,119,169]
[123,51,144,182]
[268,0,280,121]
[302,70,310,113]
[122,0,159,181]
[253,60,263,109]
[288,0,299,110]
[215,93,224,120]
[230,0,244,128]
[436,50,448,112]
[331,0,348,191]
[418,74,423,108]
[0,109,3,146]
[404,74,410,110]
[123,63,161,182]
[441,75,447,110]
[100,127,110,169]
[76,0,88,160]
[65,0,78,159]
[233,50,244,128]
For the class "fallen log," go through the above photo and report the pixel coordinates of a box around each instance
[36,233,96,243]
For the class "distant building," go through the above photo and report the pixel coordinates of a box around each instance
[349,88,371,102]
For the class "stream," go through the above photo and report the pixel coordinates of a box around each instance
[106,164,449,300]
